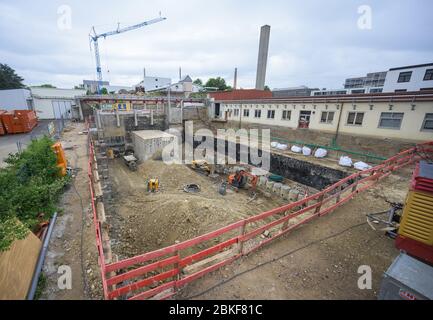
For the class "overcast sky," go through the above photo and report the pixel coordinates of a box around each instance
[1,0,432,90]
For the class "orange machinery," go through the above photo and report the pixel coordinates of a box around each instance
[51,142,67,177]
[228,170,258,190]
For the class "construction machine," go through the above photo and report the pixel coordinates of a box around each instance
[123,154,138,171]
[378,159,433,300]
[191,160,211,175]
[228,170,258,190]
[147,178,159,192]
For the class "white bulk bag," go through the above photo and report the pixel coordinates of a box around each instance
[271,141,278,148]
[339,156,353,167]
[302,146,312,156]
[277,143,288,150]
[354,161,372,171]
[314,148,328,158]
[291,145,302,153]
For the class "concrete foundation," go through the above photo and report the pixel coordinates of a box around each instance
[132,130,177,162]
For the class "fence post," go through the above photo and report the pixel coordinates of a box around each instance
[351,175,359,193]
[281,210,291,230]
[315,193,325,216]
[237,220,247,256]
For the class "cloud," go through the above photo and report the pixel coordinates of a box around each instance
[0,0,432,89]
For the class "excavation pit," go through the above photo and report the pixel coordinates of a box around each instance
[104,157,318,261]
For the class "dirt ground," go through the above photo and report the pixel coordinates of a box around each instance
[107,159,293,259]
[40,123,102,300]
[38,122,415,300]
[176,167,413,300]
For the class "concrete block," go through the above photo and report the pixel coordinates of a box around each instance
[272,183,282,193]
[266,180,275,191]
[258,176,267,187]
[280,185,291,199]
[289,189,300,202]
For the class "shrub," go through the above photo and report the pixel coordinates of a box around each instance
[0,136,69,251]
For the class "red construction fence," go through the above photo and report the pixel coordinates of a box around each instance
[87,127,433,299]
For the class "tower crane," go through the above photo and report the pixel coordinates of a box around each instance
[90,15,166,93]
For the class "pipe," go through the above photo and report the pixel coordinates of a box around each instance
[27,212,58,300]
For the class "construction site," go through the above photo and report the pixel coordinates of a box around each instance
[1,2,433,304]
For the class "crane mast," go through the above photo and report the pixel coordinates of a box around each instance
[90,16,166,93]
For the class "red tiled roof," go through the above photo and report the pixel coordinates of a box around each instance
[210,89,272,101]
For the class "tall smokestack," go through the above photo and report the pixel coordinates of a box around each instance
[234,68,238,90]
[255,25,271,90]
[179,67,182,80]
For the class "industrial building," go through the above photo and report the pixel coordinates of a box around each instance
[0,89,33,111]
[212,90,433,141]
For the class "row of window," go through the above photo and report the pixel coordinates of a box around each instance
[397,69,433,83]
[226,108,433,131]
[228,108,292,120]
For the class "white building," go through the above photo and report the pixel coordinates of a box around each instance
[383,63,433,93]
[0,89,33,110]
[135,76,171,92]
[30,87,86,119]
[83,80,110,93]
[146,75,203,97]
[213,91,433,142]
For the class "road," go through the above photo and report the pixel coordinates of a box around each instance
[0,120,51,167]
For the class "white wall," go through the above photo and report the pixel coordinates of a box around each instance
[0,89,32,110]
[30,87,85,119]
[383,65,433,92]
[219,101,433,142]
[140,77,171,91]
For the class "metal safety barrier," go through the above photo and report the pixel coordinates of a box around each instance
[86,127,432,300]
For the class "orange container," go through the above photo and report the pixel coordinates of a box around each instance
[1,110,38,134]
[0,110,6,135]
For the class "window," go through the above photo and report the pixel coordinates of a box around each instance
[320,111,335,123]
[369,88,383,93]
[420,88,433,91]
[424,69,433,81]
[395,89,407,92]
[379,112,404,129]
[234,109,240,116]
[243,109,249,117]
[267,110,275,119]
[282,110,291,120]
[351,89,365,94]
[397,71,412,83]
[422,113,433,131]
[347,112,364,126]
[254,110,261,118]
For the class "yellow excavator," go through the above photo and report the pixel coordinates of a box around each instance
[191,160,211,175]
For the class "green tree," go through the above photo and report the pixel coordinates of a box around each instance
[38,84,57,88]
[264,85,270,91]
[193,78,203,86]
[205,77,230,91]
[100,88,108,95]
[0,63,25,89]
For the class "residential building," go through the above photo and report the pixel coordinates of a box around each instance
[211,91,433,142]
[344,71,387,93]
[0,89,33,111]
[382,63,433,93]
[272,86,318,97]
[135,76,171,92]
[146,75,203,98]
